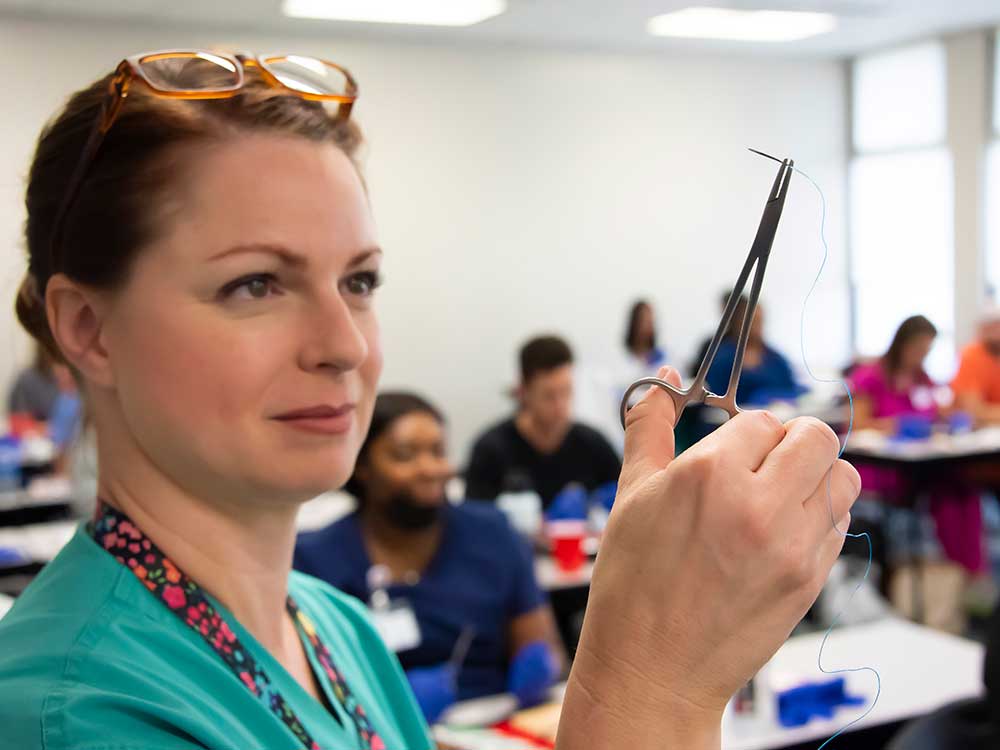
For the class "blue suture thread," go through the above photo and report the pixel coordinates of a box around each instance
[793,166,882,749]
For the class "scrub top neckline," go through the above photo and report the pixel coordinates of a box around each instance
[354,505,454,589]
[88,500,385,750]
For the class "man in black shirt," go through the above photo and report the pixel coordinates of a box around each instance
[464,335,622,509]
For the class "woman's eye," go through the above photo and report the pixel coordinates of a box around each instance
[345,271,383,297]
[221,274,280,301]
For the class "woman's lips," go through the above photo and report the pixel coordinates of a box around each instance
[273,404,355,435]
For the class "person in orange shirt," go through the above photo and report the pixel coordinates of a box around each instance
[953,308,1000,425]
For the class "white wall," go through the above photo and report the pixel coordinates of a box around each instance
[0,18,849,463]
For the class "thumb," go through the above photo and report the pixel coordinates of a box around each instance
[621,366,683,486]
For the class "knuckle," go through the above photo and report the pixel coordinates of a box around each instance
[780,543,815,588]
[791,416,840,457]
[741,409,785,439]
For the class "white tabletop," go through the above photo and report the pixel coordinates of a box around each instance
[844,427,1000,463]
[0,593,13,620]
[722,618,984,749]
[534,555,594,591]
[0,475,75,513]
[0,520,77,564]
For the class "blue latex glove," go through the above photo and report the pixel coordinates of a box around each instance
[545,485,588,521]
[507,640,558,707]
[405,664,456,724]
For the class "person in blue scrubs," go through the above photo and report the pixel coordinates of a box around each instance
[296,392,564,719]
[706,296,805,406]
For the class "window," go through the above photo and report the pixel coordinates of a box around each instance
[850,42,954,380]
[985,30,1000,302]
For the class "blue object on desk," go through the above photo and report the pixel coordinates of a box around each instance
[948,411,974,435]
[545,485,588,521]
[894,414,933,442]
[776,676,866,728]
[0,546,28,568]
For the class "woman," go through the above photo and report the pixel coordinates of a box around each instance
[624,299,666,368]
[706,296,804,406]
[0,49,860,750]
[295,392,563,720]
[851,315,987,577]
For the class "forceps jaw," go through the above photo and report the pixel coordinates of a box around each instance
[618,150,793,433]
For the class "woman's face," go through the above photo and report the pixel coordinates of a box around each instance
[902,333,935,371]
[361,412,453,510]
[100,134,382,504]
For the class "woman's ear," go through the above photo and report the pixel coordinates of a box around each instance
[45,273,115,388]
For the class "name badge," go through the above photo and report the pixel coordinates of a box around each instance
[371,600,422,653]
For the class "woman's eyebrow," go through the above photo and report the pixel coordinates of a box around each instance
[346,247,383,268]
[208,243,307,266]
[207,243,383,268]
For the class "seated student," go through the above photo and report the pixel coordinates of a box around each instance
[8,345,61,422]
[706,296,804,406]
[952,307,1000,426]
[464,335,621,508]
[624,299,667,368]
[295,392,563,720]
[7,344,82,463]
[851,316,988,579]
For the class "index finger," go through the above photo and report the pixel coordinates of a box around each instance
[696,409,786,472]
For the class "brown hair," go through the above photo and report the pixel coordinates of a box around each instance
[624,299,657,355]
[883,315,937,378]
[519,335,573,384]
[15,60,364,362]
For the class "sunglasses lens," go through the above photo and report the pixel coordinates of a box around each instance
[262,55,352,97]
[138,52,241,93]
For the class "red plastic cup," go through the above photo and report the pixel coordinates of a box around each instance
[8,412,43,439]
[548,520,586,573]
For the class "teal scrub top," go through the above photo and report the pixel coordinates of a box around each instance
[0,524,434,750]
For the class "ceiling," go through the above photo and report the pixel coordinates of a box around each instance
[1,0,1000,58]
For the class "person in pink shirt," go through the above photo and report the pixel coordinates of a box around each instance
[851,315,986,576]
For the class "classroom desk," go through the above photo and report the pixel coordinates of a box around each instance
[722,618,984,750]
[0,475,75,527]
[841,428,1000,622]
[434,619,984,750]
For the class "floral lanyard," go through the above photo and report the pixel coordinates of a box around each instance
[89,502,385,750]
